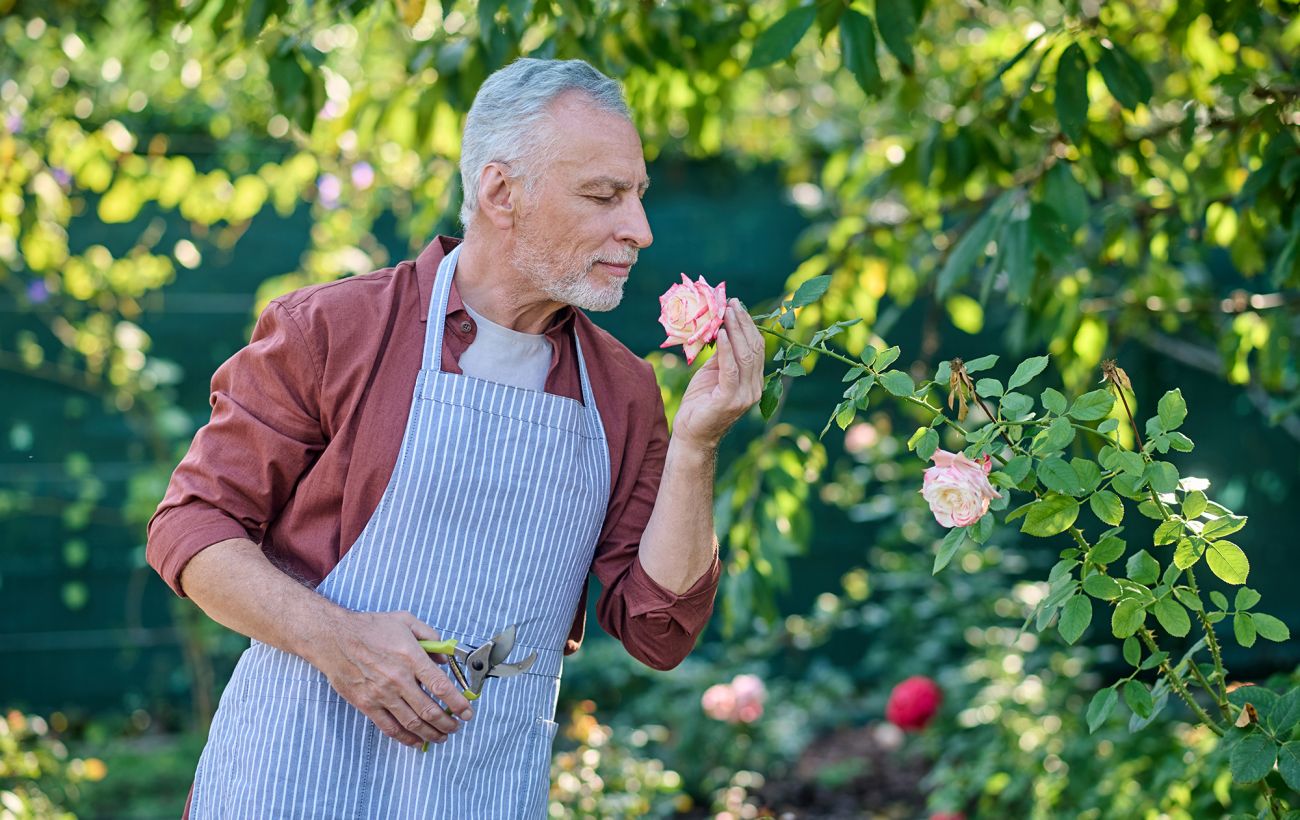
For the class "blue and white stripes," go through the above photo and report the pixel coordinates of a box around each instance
[190,244,610,818]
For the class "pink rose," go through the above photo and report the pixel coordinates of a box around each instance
[658,273,727,364]
[885,675,943,731]
[701,674,767,723]
[701,683,737,722]
[730,674,766,724]
[920,449,1001,528]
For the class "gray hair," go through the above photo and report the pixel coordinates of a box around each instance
[458,58,631,229]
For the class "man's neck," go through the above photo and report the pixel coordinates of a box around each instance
[452,235,566,335]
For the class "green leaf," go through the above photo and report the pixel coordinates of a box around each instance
[1125,549,1160,585]
[1206,540,1250,585]
[936,194,1011,297]
[975,377,1004,397]
[1038,456,1082,495]
[1000,392,1033,420]
[790,274,833,308]
[1279,742,1300,793]
[1068,389,1115,421]
[1123,680,1153,719]
[1202,514,1247,540]
[1173,587,1203,611]
[1058,595,1092,644]
[1173,538,1203,570]
[873,346,901,369]
[916,428,940,460]
[1072,458,1102,492]
[1095,40,1151,110]
[1234,612,1257,647]
[1153,519,1182,546]
[1043,162,1088,232]
[1090,535,1126,564]
[836,402,856,430]
[1157,389,1187,431]
[934,527,967,574]
[1210,590,1230,610]
[759,374,783,420]
[749,5,818,68]
[1082,572,1121,600]
[1144,461,1179,494]
[1089,490,1124,526]
[1230,732,1277,784]
[1002,454,1032,484]
[1253,613,1291,643]
[963,354,999,373]
[1122,636,1141,666]
[1021,495,1080,537]
[1234,587,1261,611]
[874,0,916,69]
[1086,686,1118,733]
[1032,417,1075,454]
[879,370,916,396]
[1008,355,1050,390]
[1111,598,1146,638]
[839,10,882,96]
[1041,387,1067,415]
[1182,490,1207,519]
[1152,597,1191,637]
[1271,690,1300,736]
[1054,42,1091,144]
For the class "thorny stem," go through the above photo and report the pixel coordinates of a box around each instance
[1112,383,1145,452]
[1185,567,1232,706]
[1139,629,1225,736]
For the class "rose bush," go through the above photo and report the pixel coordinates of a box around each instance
[657,274,727,364]
[735,277,1299,815]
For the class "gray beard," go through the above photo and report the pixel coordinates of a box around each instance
[509,250,627,312]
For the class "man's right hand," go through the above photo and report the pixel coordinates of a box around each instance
[177,539,476,749]
[312,610,476,748]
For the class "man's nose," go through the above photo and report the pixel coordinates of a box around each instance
[617,197,653,249]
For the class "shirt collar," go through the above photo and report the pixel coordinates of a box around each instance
[415,235,578,340]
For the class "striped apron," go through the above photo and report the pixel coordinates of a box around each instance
[189,244,611,818]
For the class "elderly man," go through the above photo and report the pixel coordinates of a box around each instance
[147,57,764,817]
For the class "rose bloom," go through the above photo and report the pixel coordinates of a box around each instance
[658,274,727,364]
[701,683,737,722]
[920,449,1001,528]
[730,674,766,724]
[885,675,943,731]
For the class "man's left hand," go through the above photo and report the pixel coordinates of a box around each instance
[671,298,765,450]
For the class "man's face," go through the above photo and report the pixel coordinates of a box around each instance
[507,93,654,312]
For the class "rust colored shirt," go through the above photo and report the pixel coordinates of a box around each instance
[147,236,720,671]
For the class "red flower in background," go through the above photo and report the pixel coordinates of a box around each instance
[885,675,943,731]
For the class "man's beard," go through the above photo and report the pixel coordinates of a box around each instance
[508,216,637,312]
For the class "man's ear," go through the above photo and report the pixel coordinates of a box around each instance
[477,161,520,231]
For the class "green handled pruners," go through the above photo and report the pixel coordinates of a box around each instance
[417,624,537,749]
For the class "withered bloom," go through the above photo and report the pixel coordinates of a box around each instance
[947,358,975,422]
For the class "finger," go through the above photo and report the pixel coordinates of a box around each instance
[413,659,475,722]
[371,707,427,747]
[403,615,449,664]
[715,327,741,392]
[731,299,765,363]
[722,304,760,388]
[392,684,459,741]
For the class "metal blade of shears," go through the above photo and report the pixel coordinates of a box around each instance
[487,623,517,668]
[486,653,536,679]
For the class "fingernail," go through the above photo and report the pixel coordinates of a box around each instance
[460,708,474,720]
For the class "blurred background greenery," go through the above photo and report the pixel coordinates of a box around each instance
[2,0,1298,816]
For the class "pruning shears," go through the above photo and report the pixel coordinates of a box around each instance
[417,624,537,749]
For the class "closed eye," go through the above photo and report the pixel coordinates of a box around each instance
[587,194,616,203]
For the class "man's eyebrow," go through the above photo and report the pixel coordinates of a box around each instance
[577,176,652,194]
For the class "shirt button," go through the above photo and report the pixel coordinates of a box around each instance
[460,320,473,333]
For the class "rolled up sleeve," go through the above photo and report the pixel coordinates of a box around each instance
[590,382,721,671]
[146,300,324,597]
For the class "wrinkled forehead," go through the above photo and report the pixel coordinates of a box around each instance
[541,94,649,185]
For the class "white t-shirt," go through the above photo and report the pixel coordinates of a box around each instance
[457,300,553,392]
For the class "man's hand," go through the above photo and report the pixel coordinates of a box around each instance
[670,298,765,450]
[312,610,476,748]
